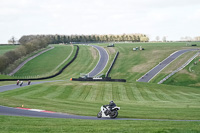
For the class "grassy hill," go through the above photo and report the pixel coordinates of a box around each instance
[108,42,200,83]
[0,45,19,55]
[13,45,74,78]
[0,42,200,132]
[0,81,199,120]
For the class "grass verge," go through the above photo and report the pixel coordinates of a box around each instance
[0,115,200,133]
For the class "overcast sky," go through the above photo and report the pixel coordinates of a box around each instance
[0,0,200,43]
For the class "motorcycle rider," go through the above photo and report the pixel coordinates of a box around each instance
[103,101,116,114]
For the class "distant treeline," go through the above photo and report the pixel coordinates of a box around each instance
[19,34,149,44]
[0,36,49,72]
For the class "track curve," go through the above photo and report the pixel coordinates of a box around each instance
[88,45,109,77]
[1,82,200,121]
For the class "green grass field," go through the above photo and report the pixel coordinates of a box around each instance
[0,81,199,120]
[49,44,99,80]
[1,115,200,133]
[0,45,19,55]
[13,45,74,78]
[1,42,200,132]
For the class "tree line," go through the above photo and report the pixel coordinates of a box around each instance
[0,33,148,73]
[0,36,49,73]
[19,34,149,44]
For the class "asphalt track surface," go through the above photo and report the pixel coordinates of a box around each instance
[88,45,108,77]
[137,49,199,82]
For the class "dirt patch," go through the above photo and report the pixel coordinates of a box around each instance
[179,69,197,79]
[105,47,116,55]
[189,83,200,87]
[90,47,98,59]
[131,62,157,73]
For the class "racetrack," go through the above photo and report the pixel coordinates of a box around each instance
[137,49,199,82]
[0,105,199,121]
[1,47,200,121]
[88,45,109,77]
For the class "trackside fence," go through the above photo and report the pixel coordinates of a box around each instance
[106,51,119,77]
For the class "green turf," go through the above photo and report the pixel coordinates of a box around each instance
[0,45,19,55]
[0,81,199,120]
[51,45,99,80]
[14,45,74,78]
[0,115,200,133]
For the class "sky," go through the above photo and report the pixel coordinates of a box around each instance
[0,0,200,43]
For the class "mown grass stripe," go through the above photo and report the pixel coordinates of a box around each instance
[103,84,113,101]
[162,89,182,101]
[44,86,63,99]
[68,85,85,100]
[143,87,161,101]
[79,85,91,100]
[187,92,200,99]
[118,84,129,101]
[150,88,174,101]
[15,85,45,98]
[177,91,197,100]
[174,91,193,101]
[55,85,73,100]
[131,86,145,101]
[112,83,120,101]
[125,83,137,101]
[28,85,57,98]
[137,86,151,101]
[85,85,98,101]
[95,84,105,101]
[1,85,41,97]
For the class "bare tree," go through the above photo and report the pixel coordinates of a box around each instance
[8,36,17,44]
[162,36,167,42]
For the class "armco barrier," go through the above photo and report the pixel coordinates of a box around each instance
[71,77,126,82]
[158,51,199,84]
[0,45,79,81]
[105,51,119,77]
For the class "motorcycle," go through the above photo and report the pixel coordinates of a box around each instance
[97,105,120,119]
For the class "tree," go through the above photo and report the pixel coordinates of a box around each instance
[8,36,17,44]
[162,36,167,42]
[156,36,160,41]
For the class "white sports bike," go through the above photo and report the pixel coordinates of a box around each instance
[97,105,120,119]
